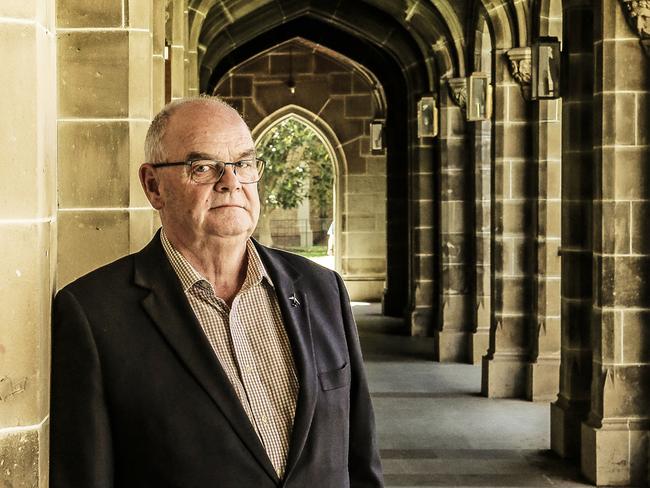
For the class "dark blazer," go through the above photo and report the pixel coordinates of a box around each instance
[51,231,383,488]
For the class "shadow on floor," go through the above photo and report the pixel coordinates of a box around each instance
[352,303,591,488]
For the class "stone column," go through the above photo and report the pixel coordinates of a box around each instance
[433,81,473,361]
[0,0,56,485]
[57,0,156,287]
[581,1,650,485]
[167,0,187,99]
[410,116,437,337]
[507,42,563,402]
[551,0,594,459]
[471,115,492,365]
[153,0,167,112]
[481,50,535,398]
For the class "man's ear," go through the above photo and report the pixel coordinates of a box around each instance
[139,164,164,210]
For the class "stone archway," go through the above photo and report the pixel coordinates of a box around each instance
[252,106,346,274]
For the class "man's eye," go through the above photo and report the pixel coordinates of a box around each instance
[193,164,212,174]
[236,160,252,168]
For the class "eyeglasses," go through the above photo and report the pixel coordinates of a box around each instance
[151,158,265,184]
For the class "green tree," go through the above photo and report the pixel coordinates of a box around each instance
[256,117,333,245]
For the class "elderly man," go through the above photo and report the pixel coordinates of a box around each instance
[50,97,383,487]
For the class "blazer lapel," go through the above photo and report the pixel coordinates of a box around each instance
[253,242,318,480]
[134,233,279,483]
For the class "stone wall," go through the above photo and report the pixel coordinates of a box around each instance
[0,1,56,484]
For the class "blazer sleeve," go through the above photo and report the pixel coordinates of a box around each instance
[334,272,384,487]
[50,288,114,488]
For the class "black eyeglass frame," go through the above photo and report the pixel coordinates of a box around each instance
[151,158,265,184]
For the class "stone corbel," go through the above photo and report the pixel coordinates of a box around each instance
[447,78,467,113]
[506,47,532,100]
[620,0,650,56]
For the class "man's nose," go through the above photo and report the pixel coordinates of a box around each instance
[215,165,242,191]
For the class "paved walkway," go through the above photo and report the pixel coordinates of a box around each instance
[352,303,591,488]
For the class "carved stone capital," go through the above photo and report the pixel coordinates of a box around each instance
[506,47,532,100]
[447,77,467,112]
[620,0,650,55]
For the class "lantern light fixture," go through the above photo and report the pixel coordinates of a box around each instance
[417,95,438,138]
[467,72,492,121]
[531,36,561,100]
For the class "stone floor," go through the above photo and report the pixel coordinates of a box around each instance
[352,302,591,488]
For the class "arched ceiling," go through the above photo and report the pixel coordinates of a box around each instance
[188,0,471,93]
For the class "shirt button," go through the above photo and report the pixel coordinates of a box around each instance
[261,414,268,425]
[244,365,253,374]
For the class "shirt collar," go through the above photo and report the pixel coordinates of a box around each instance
[160,229,273,294]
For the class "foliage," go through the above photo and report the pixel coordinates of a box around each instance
[256,118,333,216]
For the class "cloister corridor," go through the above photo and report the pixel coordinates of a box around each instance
[2,0,650,486]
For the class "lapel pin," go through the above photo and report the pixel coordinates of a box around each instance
[289,294,300,307]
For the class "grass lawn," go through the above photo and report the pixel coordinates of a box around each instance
[284,245,328,258]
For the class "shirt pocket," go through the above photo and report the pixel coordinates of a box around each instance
[318,362,351,391]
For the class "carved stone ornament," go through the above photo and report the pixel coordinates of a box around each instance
[447,77,467,112]
[506,47,532,100]
[620,0,650,56]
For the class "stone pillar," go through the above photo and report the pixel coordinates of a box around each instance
[481,50,535,398]
[551,0,594,459]
[153,0,167,112]
[57,0,156,287]
[433,82,473,361]
[506,39,564,403]
[581,1,650,485]
[0,0,56,485]
[410,128,437,337]
[167,0,187,99]
[471,115,492,365]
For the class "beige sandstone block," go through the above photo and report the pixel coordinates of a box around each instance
[414,281,434,307]
[57,0,122,28]
[58,31,129,118]
[469,331,489,365]
[153,55,166,113]
[434,330,470,363]
[581,423,647,486]
[129,31,153,119]
[0,22,55,220]
[129,120,152,207]
[492,314,528,350]
[0,223,52,428]
[526,360,560,402]
[550,399,582,459]
[126,0,150,29]
[345,233,386,257]
[129,209,156,253]
[171,45,186,99]
[341,257,385,275]
[57,210,130,287]
[481,354,527,398]
[0,427,41,485]
[152,0,165,54]
[58,121,130,208]
[342,279,384,302]
[0,0,54,28]
[345,175,385,193]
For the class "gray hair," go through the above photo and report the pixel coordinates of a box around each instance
[144,95,238,163]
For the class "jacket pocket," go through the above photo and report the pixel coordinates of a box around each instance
[318,362,351,391]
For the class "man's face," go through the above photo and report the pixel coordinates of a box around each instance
[144,103,261,243]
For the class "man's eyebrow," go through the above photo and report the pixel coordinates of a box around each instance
[236,149,256,160]
[185,151,216,160]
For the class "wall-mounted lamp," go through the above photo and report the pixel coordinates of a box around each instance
[531,37,561,100]
[417,96,438,138]
[369,120,385,154]
[467,72,492,121]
